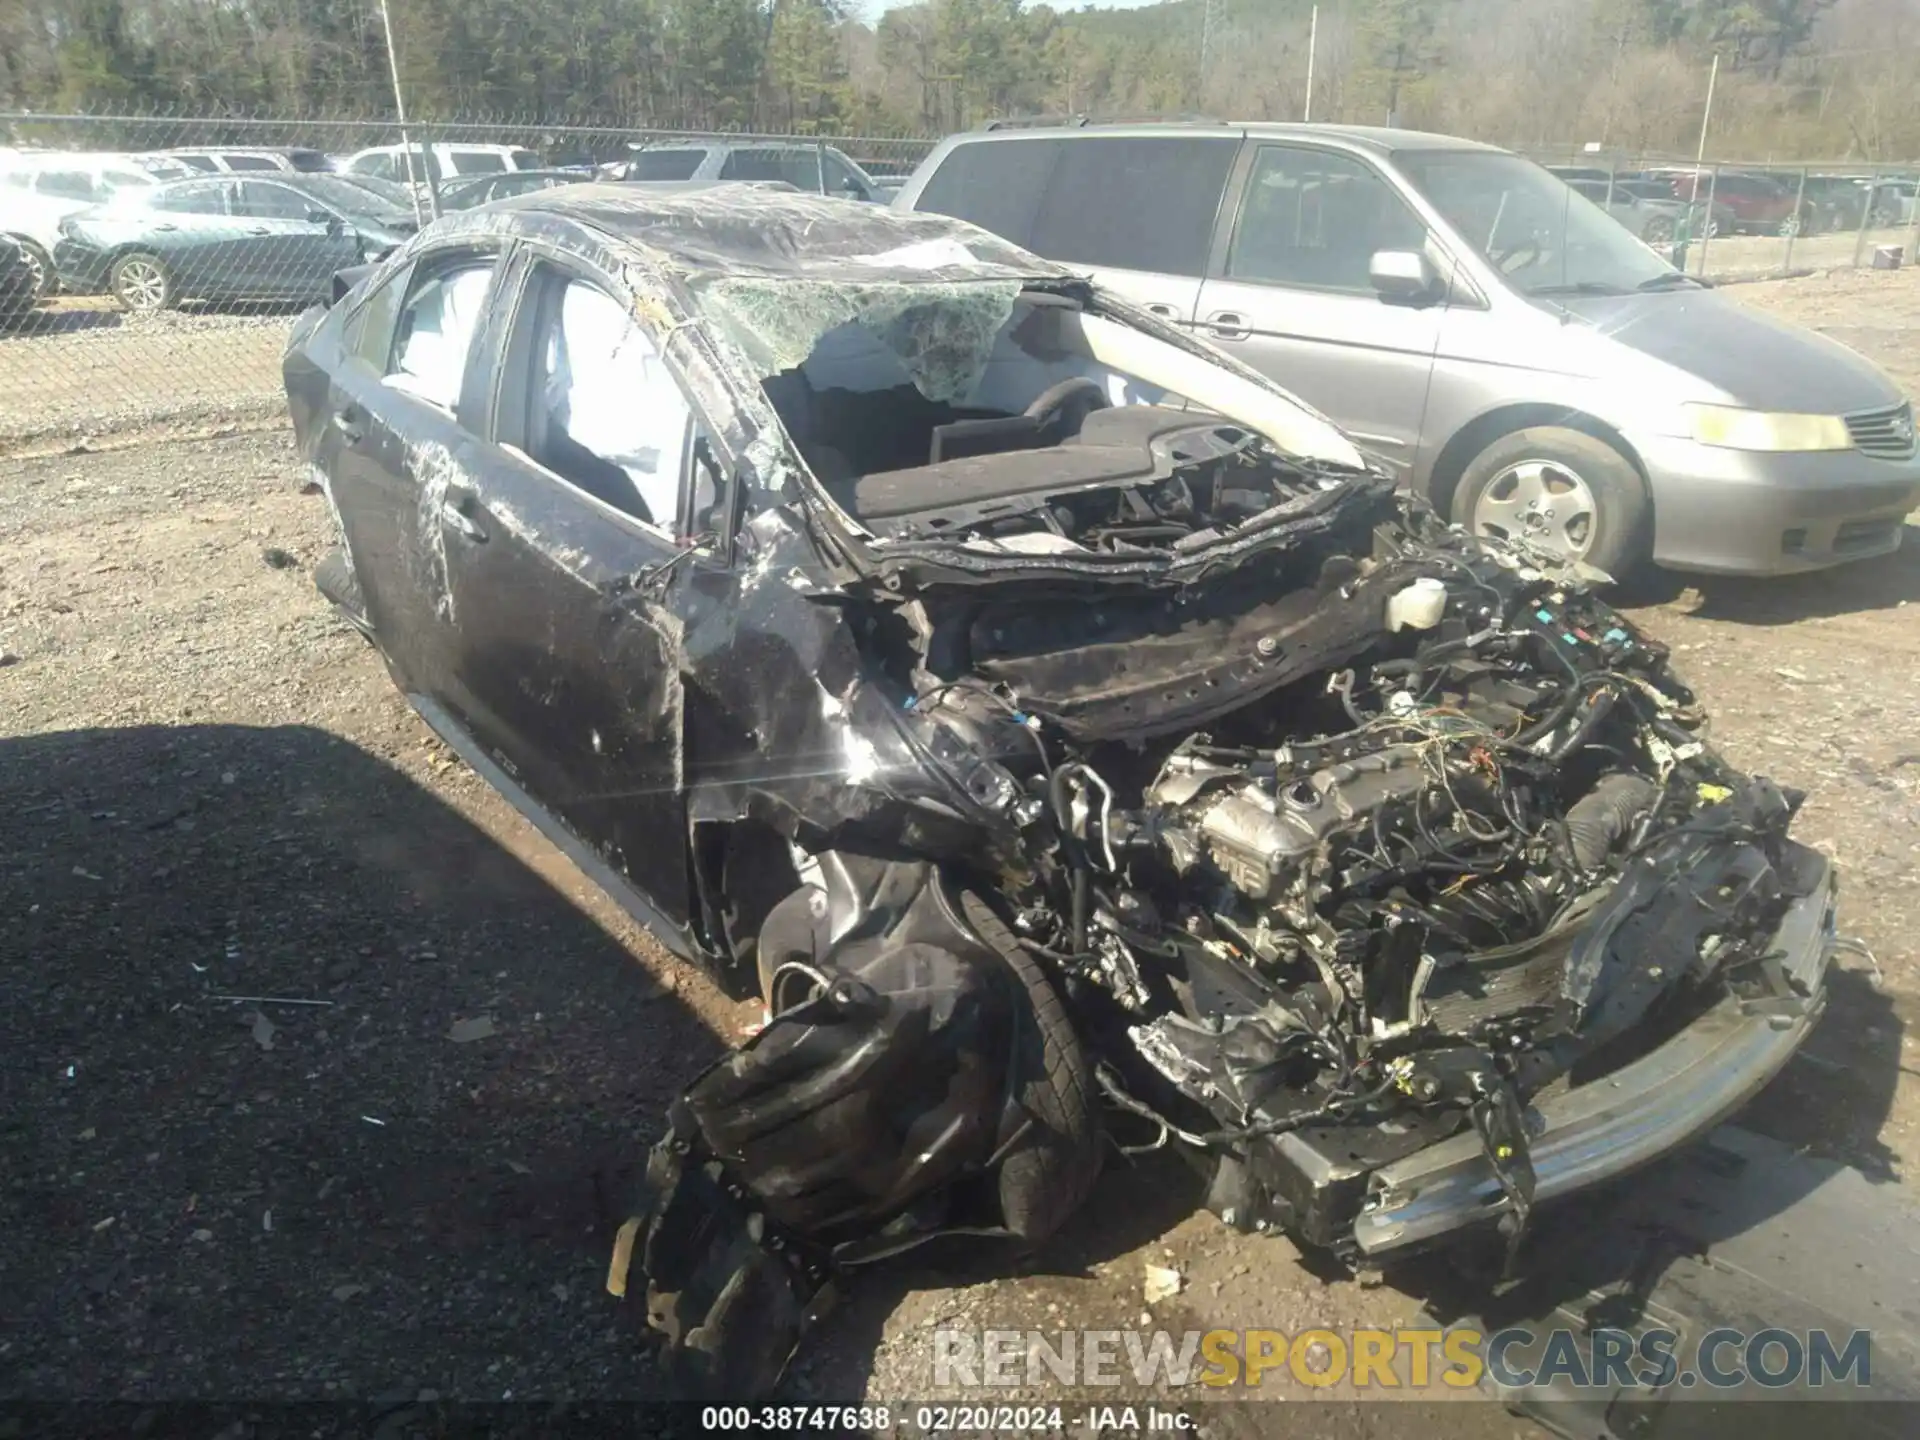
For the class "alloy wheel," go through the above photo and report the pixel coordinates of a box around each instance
[1469,459,1598,559]
[115,258,168,312]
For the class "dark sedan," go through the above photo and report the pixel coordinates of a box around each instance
[54,174,416,312]
[286,185,1834,1399]
[0,234,37,327]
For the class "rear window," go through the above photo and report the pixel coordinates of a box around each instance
[625,149,703,181]
[288,150,331,173]
[452,150,507,175]
[918,135,1237,279]
[510,149,542,170]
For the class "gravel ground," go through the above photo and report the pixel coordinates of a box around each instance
[2,269,1917,1428]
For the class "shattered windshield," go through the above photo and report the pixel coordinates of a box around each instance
[1396,150,1675,296]
[695,275,1023,405]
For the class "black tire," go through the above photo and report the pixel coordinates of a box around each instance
[1450,425,1650,580]
[1640,215,1675,246]
[959,888,1103,1244]
[110,251,174,313]
[10,239,54,301]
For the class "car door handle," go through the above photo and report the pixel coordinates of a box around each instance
[154,223,178,232]
[1144,302,1177,318]
[333,406,364,445]
[1205,311,1248,340]
[248,227,270,236]
[440,495,488,544]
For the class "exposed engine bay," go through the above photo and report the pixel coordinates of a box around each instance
[620,283,1825,1400]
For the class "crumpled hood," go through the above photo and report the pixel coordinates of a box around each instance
[1549,289,1904,413]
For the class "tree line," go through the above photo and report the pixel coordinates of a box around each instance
[2,0,1917,159]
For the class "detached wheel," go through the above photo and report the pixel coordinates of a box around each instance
[111,252,173,313]
[1451,426,1650,579]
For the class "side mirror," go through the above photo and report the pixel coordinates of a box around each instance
[1369,249,1440,303]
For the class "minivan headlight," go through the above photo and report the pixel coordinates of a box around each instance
[1686,404,1851,451]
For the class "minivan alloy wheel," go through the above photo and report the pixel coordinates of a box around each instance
[1470,458,1598,558]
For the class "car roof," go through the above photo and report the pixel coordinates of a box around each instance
[465,181,1060,282]
[956,120,1506,157]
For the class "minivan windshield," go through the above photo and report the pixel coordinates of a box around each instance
[1396,150,1679,296]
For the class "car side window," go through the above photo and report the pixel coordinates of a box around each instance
[236,182,315,220]
[624,149,704,181]
[36,170,98,201]
[343,264,408,370]
[720,148,822,191]
[356,154,396,182]
[821,151,872,201]
[1226,146,1428,293]
[526,275,693,532]
[384,259,496,411]
[151,182,231,215]
[453,150,506,175]
[174,154,219,173]
[226,155,279,172]
[1027,136,1238,277]
[915,139,1061,250]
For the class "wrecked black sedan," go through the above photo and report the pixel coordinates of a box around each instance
[285,185,1837,1396]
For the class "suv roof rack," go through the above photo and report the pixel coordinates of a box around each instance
[980,113,1228,132]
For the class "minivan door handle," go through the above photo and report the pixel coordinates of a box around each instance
[1205,310,1249,341]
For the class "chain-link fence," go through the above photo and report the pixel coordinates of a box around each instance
[2,108,1917,453]
[0,109,938,451]
[1517,145,1920,283]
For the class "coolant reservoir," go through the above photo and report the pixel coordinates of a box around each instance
[1386,577,1447,632]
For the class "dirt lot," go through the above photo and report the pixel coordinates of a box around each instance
[2,266,1917,1426]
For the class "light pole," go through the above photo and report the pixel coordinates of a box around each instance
[378,0,436,223]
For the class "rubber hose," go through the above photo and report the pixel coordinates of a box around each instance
[1566,772,1662,869]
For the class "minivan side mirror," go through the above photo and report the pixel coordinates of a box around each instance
[1369,249,1440,304]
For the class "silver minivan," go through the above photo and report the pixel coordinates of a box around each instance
[894,123,1920,576]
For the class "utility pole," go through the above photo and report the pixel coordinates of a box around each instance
[1199,0,1217,111]
[1694,51,1719,173]
[1304,5,1318,122]
[378,0,435,223]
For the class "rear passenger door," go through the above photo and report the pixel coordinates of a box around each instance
[319,244,504,697]
[232,180,359,298]
[908,134,1239,326]
[1196,143,1444,480]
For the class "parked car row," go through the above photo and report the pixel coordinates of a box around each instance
[1549,163,1920,239]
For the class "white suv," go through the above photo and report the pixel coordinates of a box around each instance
[339,143,543,187]
[0,151,192,297]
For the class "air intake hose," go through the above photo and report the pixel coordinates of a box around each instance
[1566,773,1661,870]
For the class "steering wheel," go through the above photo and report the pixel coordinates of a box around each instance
[1024,375,1111,437]
[1492,235,1544,274]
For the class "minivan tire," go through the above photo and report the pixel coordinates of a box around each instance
[1450,426,1650,579]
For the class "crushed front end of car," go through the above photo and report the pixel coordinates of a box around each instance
[600,239,1834,1398]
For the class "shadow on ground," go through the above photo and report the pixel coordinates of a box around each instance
[0,723,719,1400]
[1629,525,1920,623]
